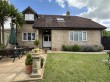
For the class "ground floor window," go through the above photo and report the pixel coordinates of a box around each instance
[22,32,35,41]
[69,31,87,41]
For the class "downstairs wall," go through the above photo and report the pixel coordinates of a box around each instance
[52,30,102,50]
[17,24,36,48]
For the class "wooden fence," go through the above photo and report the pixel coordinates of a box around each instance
[101,37,110,50]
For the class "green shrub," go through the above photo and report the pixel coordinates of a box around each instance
[62,45,67,51]
[62,45,81,52]
[72,44,81,51]
[81,45,104,52]
[25,54,32,65]
[62,45,104,52]
[34,39,39,47]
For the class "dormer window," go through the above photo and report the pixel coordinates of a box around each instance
[57,18,65,22]
[25,14,34,21]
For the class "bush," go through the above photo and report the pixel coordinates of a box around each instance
[72,44,81,51]
[34,39,39,47]
[62,44,81,52]
[25,54,32,65]
[62,45,104,52]
[81,45,104,52]
[62,45,66,51]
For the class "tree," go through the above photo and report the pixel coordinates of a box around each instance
[0,1,24,45]
[15,12,24,42]
[0,0,10,45]
[1,0,10,45]
[102,30,110,37]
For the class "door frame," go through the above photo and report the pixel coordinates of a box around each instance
[42,30,51,49]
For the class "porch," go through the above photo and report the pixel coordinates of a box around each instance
[37,29,52,49]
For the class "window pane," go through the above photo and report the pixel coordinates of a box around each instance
[23,33,27,40]
[28,33,31,40]
[29,14,34,20]
[25,14,34,20]
[79,32,82,41]
[25,14,28,20]
[69,31,73,41]
[83,32,87,41]
[32,33,35,40]
[74,31,78,41]
[49,35,51,41]
[44,35,48,41]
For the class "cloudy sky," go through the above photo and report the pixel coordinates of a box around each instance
[6,0,110,30]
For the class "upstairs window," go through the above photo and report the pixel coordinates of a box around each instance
[46,17,52,21]
[57,18,65,22]
[25,14,34,21]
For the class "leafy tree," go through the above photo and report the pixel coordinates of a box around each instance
[0,0,10,44]
[102,30,110,37]
[0,1,24,45]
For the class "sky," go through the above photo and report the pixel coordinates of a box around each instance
[5,0,110,30]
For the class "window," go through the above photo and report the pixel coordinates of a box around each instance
[74,31,78,41]
[25,14,34,21]
[22,33,35,41]
[69,31,87,41]
[82,31,87,41]
[46,17,52,21]
[57,18,65,22]
[70,31,73,41]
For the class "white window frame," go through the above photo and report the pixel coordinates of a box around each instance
[82,31,87,41]
[22,32,36,41]
[69,31,87,42]
[25,14,34,21]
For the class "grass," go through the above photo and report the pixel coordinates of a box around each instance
[40,53,110,82]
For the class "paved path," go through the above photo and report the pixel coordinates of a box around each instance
[0,56,25,82]
[0,53,47,82]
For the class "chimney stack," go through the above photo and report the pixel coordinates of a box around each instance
[66,11,70,16]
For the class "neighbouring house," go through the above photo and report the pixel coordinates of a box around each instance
[17,6,106,50]
[0,29,10,45]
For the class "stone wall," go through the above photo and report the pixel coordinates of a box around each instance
[18,26,102,50]
[52,30,102,50]
[17,24,36,47]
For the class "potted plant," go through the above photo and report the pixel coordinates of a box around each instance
[25,54,32,74]
[34,39,40,48]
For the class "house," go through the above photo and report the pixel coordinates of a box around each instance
[17,7,106,50]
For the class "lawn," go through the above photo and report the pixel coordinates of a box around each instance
[40,53,110,82]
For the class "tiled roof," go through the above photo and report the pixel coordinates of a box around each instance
[33,14,106,30]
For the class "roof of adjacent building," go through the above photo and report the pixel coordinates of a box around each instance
[33,14,107,30]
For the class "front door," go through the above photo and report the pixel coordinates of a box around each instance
[43,34,51,47]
